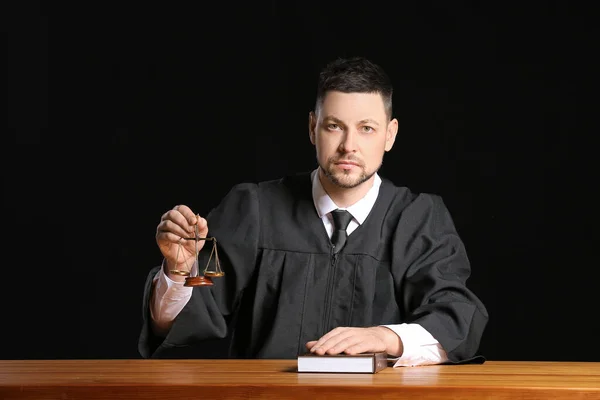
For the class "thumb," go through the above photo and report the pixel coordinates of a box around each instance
[196,215,209,237]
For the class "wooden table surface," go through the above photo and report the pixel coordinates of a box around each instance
[1,359,599,399]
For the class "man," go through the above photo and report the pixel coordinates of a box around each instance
[139,57,488,366]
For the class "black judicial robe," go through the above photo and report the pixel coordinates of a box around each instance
[138,172,488,362]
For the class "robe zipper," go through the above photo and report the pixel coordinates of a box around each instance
[323,248,338,335]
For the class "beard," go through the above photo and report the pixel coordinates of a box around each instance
[319,155,381,189]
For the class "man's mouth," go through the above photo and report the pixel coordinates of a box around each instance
[335,160,360,167]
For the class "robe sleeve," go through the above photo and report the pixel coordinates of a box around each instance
[138,182,260,358]
[392,193,489,363]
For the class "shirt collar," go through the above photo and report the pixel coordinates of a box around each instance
[311,168,382,225]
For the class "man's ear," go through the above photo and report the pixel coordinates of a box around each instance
[384,118,398,152]
[308,111,317,145]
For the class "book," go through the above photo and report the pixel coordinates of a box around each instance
[297,352,388,374]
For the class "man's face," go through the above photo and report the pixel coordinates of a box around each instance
[309,91,398,189]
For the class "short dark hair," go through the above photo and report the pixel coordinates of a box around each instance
[315,56,393,119]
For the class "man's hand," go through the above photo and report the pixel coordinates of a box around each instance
[305,326,404,356]
[156,204,209,282]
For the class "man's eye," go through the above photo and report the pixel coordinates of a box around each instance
[328,124,340,130]
[362,126,374,133]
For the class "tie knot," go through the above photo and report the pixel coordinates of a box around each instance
[331,209,353,231]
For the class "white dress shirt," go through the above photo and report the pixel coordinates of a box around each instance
[151,168,449,367]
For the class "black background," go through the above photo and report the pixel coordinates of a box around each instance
[4,2,598,361]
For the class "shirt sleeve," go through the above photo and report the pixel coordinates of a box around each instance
[382,323,449,367]
[150,260,193,336]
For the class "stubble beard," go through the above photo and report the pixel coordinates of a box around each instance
[319,156,381,189]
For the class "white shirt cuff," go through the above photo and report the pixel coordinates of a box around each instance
[154,265,194,300]
[382,323,449,367]
[150,261,193,336]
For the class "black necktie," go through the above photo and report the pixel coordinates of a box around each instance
[331,209,353,254]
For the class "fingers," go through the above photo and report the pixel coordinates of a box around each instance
[170,205,197,225]
[309,326,344,349]
[306,327,387,355]
[305,341,318,349]
[156,229,188,246]
[341,340,383,355]
[157,220,192,243]
[334,337,371,355]
[308,327,354,355]
[157,205,206,241]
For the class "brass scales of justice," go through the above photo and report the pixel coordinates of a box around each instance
[169,216,224,286]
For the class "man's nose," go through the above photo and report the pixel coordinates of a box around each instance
[339,129,357,152]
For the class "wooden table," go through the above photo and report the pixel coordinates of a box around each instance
[1,359,599,399]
